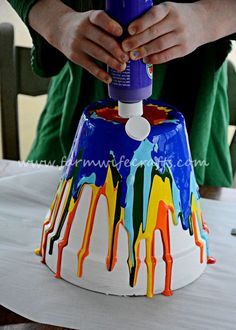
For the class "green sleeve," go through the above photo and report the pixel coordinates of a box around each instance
[7,0,68,77]
[7,0,236,78]
[6,0,106,77]
[7,0,37,23]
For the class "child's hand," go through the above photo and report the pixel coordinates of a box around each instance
[53,10,129,83]
[122,2,213,64]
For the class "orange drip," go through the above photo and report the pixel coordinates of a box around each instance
[156,201,173,297]
[133,242,141,287]
[41,181,67,263]
[39,195,58,258]
[39,162,209,298]
[106,221,122,272]
[77,186,102,277]
[55,196,81,278]
[192,212,204,264]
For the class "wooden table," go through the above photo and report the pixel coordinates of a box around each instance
[0,159,236,329]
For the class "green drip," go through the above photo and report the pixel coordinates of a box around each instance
[188,193,194,236]
[107,154,122,271]
[130,165,144,287]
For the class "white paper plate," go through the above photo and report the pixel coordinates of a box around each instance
[0,169,235,330]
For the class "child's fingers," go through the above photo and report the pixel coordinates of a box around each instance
[89,10,123,37]
[71,52,112,84]
[82,39,127,73]
[86,26,129,63]
[128,4,169,36]
[129,32,178,60]
[143,45,187,64]
[122,16,174,52]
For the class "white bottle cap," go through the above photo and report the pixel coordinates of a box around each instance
[125,116,151,141]
[118,101,143,118]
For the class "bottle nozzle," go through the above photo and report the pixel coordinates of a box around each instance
[117,100,151,141]
[118,101,143,118]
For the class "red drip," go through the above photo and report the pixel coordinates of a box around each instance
[202,222,210,234]
[162,289,174,297]
[143,106,169,125]
[95,108,127,124]
[201,213,210,234]
[207,256,216,264]
[95,105,169,125]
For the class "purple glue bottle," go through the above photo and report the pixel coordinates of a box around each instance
[106,0,153,120]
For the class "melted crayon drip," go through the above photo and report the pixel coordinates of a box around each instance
[207,257,216,264]
[39,157,209,297]
[37,101,212,297]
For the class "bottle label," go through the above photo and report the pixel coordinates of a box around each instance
[106,0,153,27]
[109,60,153,89]
[146,63,153,80]
[106,0,154,99]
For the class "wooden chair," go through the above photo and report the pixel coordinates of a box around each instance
[0,22,50,160]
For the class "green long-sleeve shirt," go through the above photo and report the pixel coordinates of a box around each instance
[8,0,235,186]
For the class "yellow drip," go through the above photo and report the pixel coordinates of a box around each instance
[39,161,207,298]
[191,194,205,263]
[77,185,101,277]
[34,248,41,256]
[103,166,121,270]
[146,175,175,297]
[126,174,176,296]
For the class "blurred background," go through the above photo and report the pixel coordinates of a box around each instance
[0,0,236,185]
[0,0,47,160]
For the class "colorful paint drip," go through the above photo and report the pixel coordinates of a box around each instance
[37,99,214,297]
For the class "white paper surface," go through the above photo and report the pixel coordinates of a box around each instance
[0,168,236,330]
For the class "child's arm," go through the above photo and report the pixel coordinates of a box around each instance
[28,0,129,83]
[122,0,236,64]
